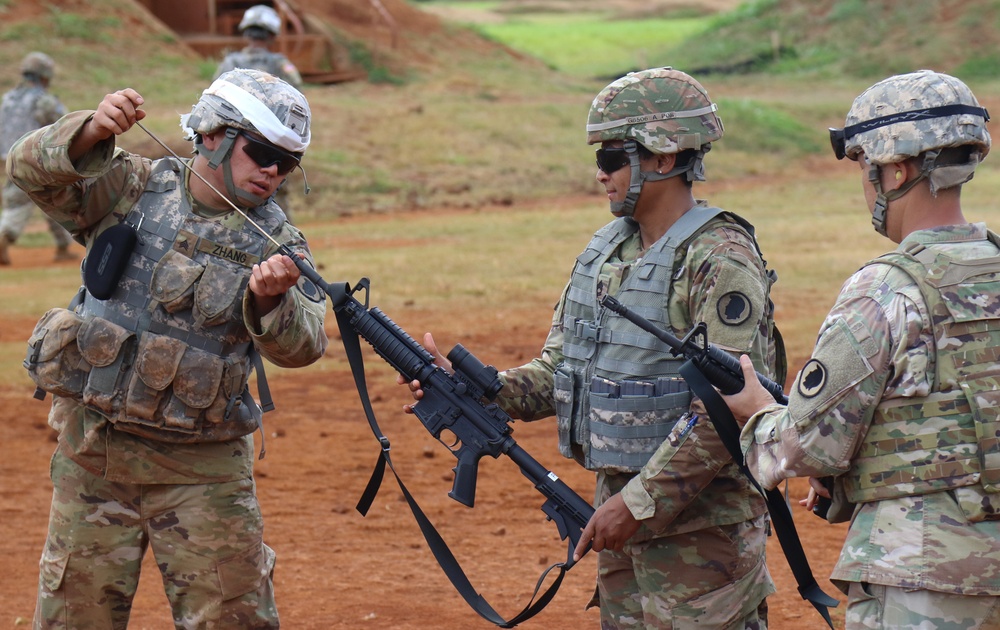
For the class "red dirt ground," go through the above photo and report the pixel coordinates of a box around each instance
[0,235,848,630]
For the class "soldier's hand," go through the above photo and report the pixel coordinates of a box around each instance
[573,493,640,561]
[251,253,300,295]
[719,354,781,425]
[92,89,146,139]
[397,332,452,414]
[797,477,831,510]
[249,253,301,316]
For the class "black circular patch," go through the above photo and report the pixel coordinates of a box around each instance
[716,291,752,326]
[798,359,827,398]
[296,276,324,303]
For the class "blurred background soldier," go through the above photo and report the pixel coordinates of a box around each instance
[0,51,76,265]
[722,70,1000,629]
[215,4,303,88]
[215,5,304,224]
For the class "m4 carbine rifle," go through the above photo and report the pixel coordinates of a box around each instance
[285,248,593,627]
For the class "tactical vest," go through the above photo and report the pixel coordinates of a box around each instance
[25,158,286,443]
[554,205,736,473]
[845,233,1000,520]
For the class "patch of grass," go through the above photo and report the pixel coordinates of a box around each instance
[425,1,712,78]
[715,98,825,154]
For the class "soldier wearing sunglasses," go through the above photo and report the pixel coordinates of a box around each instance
[401,67,783,628]
[9,68,327,628]
[722,71,1000,629]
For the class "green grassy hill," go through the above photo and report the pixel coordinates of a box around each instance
[667,0,1000,78]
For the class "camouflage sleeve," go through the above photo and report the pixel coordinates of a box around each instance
[494,282,569,421]
[740,263,919,490]
[242,222,328,368]
[7,109,150,234]
[34,92,66,126]
[621,218,774,521]
[675,219,772,363]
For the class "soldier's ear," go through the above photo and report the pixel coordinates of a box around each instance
[200,129,222,151]
[655,152,676,174]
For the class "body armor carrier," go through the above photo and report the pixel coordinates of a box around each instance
[845,233,1000,521]
[554,205,728,472]
[25,158,286,443]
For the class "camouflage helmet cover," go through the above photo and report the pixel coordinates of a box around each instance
[21,52,55,80]
[239,5,282,36]
[841,69,991,165]
[586,67,723,154]
[182,68,310,153]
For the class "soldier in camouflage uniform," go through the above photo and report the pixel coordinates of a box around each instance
[10,68,328,629]
[722,70,1000,629]
[215,5,302,88]
[0,52,76,265]
[403,68,781,629]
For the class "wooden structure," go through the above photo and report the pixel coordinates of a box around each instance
[135,0,373,83]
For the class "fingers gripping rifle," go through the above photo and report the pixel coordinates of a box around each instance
[599,294,840,629]
[284,246,594,627]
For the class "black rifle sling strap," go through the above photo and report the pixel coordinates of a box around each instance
[679,361,838,630]
[333,305,571,628]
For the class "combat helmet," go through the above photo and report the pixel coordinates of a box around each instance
[20,52,55,82]
[829,70,990,236]
[181,68,310,207]
[239,5,282,37]
[586,67,723,216]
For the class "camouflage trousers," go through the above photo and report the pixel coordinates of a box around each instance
[845,582,1000,629]
[1,181,72,246]
[34,449,279,630]
[595,473,773,629]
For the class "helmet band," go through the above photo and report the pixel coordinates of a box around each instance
[586,103,718,133]
[202,79,309,152]
[831,103,989,160]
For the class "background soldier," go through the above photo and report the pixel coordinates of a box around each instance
[722,70,1000,629]
[215,5,304,224]
[215,4,303,88]
[403,67,782,629]
[0,51,76,264]
[10,68,328,628]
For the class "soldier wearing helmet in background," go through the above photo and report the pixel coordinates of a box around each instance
[722,70,1000,629]
[401,67,782,628]
[9,68,327,628]
[215,5,304,224]
[0,51,77,265]
[216,4,302,88]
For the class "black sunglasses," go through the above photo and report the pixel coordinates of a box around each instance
[240,132,301,176]
[595,147,631,174]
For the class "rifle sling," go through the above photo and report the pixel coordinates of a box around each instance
[679,360,838,630]
[335,306,571,628]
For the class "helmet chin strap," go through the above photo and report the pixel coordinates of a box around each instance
[609,140,684,217]
[196,128,268,209]
[867,158,929,237]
